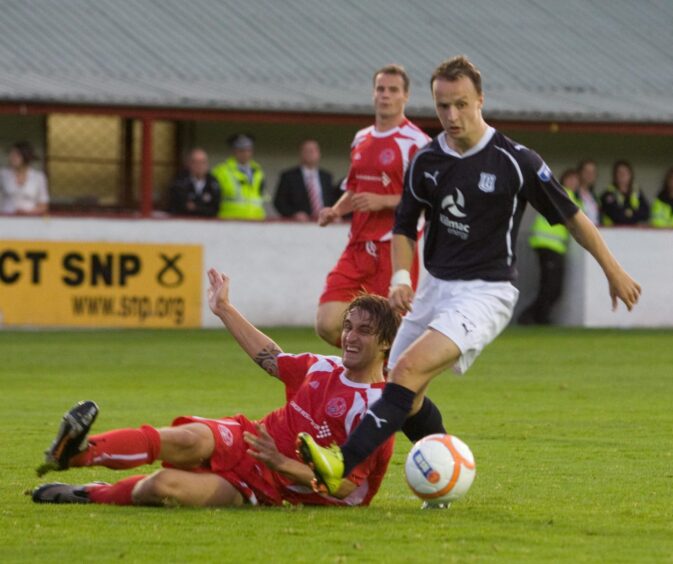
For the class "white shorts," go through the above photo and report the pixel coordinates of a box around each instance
[388,275,519,375]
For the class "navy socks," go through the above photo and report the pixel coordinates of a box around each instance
[341,383,416,475]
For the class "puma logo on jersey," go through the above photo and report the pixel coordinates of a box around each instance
[365,409,388,429]
[441,188,467,218]
[424,170,440,186]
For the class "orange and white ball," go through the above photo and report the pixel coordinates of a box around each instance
[405,434,476,504]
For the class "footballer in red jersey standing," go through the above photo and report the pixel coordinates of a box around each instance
[30,268,399,509]
[316,64,430,347]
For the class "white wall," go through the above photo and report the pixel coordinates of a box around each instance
[0,216,348,327]
[1,216,671,328]
[558,228,673,327]
[515,219,673,327]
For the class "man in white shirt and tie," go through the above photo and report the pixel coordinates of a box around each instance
[273,139,336,222]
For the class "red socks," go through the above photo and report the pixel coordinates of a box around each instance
[87,475,145,505]
[71,425,161,469]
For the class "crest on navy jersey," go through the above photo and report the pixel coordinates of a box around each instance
[537,163,552,182]
[478,172,496,193]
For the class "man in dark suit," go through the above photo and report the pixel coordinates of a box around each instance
[168,148,221,217]
[273,139,337,221]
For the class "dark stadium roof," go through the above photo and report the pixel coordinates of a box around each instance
[1,0,672,123]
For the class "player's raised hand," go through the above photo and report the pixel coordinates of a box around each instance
[389,283,414,314]
[244,423,285,471]
[318,207,338,226]
[207,267,231,316]
[608,268,641,311]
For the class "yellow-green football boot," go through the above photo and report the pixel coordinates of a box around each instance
[296,432,345,496]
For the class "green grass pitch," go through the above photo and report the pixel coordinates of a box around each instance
[1,327,672,562]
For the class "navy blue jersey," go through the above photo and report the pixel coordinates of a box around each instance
[394,127,579,281]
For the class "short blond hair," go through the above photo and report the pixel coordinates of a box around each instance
[431,55,482,95]
[373,64,410,93]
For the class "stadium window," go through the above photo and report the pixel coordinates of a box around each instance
[46,114,176,213]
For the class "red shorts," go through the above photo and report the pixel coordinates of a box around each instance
[168,414,284,506]
[320,240,418,304]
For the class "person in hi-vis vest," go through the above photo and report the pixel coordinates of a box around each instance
[213,134,266,220]
[519,168,582,325]
[651,167,673,228]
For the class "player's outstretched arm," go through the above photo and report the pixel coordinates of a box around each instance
[318,190,354,226]
[351,192,401,212]
[389,233,416,314]
[566,211,642,311]
[207,268,283,377]
[244,423,357,498]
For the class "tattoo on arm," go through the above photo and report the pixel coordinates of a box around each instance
[254,344,282,376]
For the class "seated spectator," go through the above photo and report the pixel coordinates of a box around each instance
[600,159,650,225]
[519,169,581,325]
[650,167,673,228]
[273,139,337,222]
[574,158,600,225]
[212,134,265,220]
[0,141,49,215]
[168,148,221,217]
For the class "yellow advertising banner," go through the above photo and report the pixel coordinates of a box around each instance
[0,241,202,328]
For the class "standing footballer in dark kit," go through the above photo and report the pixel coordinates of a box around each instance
[298,55,641,500]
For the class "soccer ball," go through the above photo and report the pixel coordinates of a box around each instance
[404,434,476,506]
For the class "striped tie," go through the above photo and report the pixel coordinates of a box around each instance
[306,171,322,218]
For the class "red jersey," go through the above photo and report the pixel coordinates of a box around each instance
[345,118,429,243]
[261,352,394,506]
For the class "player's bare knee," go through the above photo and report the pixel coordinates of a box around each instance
[315,317,341,347]
[159,425,212,462]
[131,472,171,506]
[141,470,184,505]
[389,354,431,392]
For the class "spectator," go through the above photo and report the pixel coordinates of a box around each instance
[212,134,265,220]
[650,167,673,228]
[273,139,337,221]
[168,148,221,217]
[574,158,600,225]
[519,169,581,325]
[0,141,49,215]
[600,159,650,225]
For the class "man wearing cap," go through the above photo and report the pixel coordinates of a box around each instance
[213,134,266,220]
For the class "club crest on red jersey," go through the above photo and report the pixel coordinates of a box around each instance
[379,148,396,165]
[217,424,234,447]
[326,397,347,417]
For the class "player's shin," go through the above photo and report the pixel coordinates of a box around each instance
[341,382,416,475]
[87,475,146,505]
[71,426,161,469]
[401,396,446,442]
